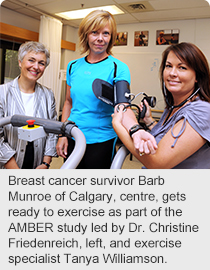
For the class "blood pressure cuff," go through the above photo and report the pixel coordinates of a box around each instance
[92,79,131,107]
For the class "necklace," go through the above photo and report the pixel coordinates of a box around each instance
[163,85,200,124]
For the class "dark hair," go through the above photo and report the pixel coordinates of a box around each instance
[160,42,210,107]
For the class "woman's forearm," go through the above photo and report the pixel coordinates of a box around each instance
[4,157,20,169]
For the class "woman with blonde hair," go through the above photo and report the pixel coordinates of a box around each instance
[56,10,157,169]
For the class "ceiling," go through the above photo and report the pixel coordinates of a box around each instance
[1,0,210,28]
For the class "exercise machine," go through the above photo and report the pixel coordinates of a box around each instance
[0,115,86,169]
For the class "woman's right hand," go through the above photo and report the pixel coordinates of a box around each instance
[139,99,153,125]
[56,137,68,158]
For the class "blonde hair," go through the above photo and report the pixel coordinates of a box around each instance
[78,10,117,55]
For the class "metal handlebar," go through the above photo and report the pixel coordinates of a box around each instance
[110,144,129,169]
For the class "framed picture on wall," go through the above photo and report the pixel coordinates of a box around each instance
[134,31,149,46]
[156,29,179,45]
[114,32,128,46]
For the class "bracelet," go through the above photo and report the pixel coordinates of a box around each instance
[58,134,65,138]
[42,161,50,169]
[146,120,156,128]
[129,124,143,137]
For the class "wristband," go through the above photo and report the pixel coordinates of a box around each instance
[146,120,156,128]
[129,124,143,137]
[42,161,50,169]
[58,134,65,138]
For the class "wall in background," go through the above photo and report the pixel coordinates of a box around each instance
[1,7,210,110]
[0,6,40,32]
[112,19,210,110]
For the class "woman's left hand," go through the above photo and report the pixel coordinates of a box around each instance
[139,99,153,125]
[36,156,51,169]
[36,164,48,169]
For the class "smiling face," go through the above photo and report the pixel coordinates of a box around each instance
[19,51,47,82]
[87,23,111,58]
[163,51,197,103]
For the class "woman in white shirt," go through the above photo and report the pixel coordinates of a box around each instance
[0,41,57,169]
